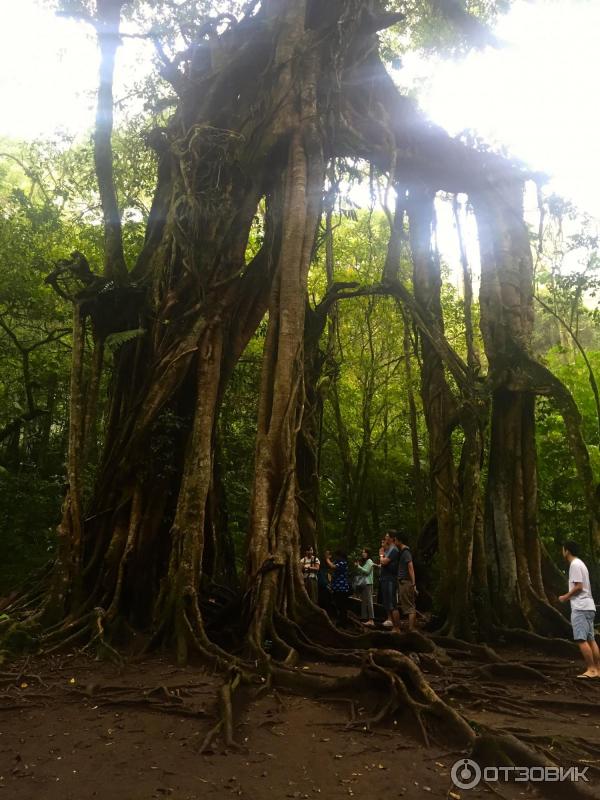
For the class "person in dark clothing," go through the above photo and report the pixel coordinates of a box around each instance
[396,532,417,631]
[326,550,350,626]
[375,536,386,606]
[317,549,333,613]
[379,531,401,631]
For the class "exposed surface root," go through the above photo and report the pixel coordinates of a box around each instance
[473,731,598,799]
[492,627,577,657]
[198,666,261,754]
[4,595,599,800]
[431,635,504,663]
[475,662,549,683]
[268,645,474,750]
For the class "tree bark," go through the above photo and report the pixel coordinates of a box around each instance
[473,183,570,634]
[402,310,425,532]
[407,187,462,632]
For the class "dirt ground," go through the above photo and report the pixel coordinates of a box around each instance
[0,638,598,800]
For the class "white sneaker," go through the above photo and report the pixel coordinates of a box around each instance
[382,620,393,627]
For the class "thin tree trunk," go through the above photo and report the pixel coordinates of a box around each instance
[453,195,480,373]
[402,310,425,531]
[94,0,128,281]
[44,304,86,621]
[408,187,461,630]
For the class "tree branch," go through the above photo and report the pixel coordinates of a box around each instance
[535,294,600,446]
[94,0,128,282]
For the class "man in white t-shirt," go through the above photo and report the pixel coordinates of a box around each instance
[559,540,599,678]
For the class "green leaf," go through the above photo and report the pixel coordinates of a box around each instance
[105,328,146,352]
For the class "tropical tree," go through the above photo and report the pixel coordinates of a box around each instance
[3,0,600,763]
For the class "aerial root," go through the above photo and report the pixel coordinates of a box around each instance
[81,608,124,664]
[265,621,299,666]
[198,666,247,754]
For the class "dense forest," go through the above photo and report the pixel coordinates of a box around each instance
[1,0,600,788]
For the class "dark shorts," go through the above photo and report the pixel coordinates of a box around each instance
[398,580,416,614]
[571,609,596,641]
[380,577,397,612]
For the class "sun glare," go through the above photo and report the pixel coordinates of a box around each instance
[0,0,599,224]
[401,0,600,219]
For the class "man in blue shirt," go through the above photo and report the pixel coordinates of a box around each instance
[379,531,400,631]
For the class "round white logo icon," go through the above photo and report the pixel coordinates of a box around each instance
[451,758,482,790]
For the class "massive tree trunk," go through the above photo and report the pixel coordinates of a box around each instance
[247,127,325,652]
[473,183,570,635]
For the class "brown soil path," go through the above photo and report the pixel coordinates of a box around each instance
[0,640,598,800]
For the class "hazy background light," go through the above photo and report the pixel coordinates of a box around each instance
[398,0,600,219]
[0,0,150,141]
[0,0,599,229]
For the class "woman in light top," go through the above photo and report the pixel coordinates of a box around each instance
[355,548,375,626]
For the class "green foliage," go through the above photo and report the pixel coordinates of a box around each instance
[105,327,146,352]
[382,0,510,57]
[0,126,152,592]
[0,473,61,592]
[532,197,600,559]
[219,335,263,567]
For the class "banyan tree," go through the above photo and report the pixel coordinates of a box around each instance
[5,0,600,771]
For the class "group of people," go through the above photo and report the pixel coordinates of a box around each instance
[300,536,599,680]
[299,530,417,631]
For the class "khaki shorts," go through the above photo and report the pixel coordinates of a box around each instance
[398,580,416,614]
